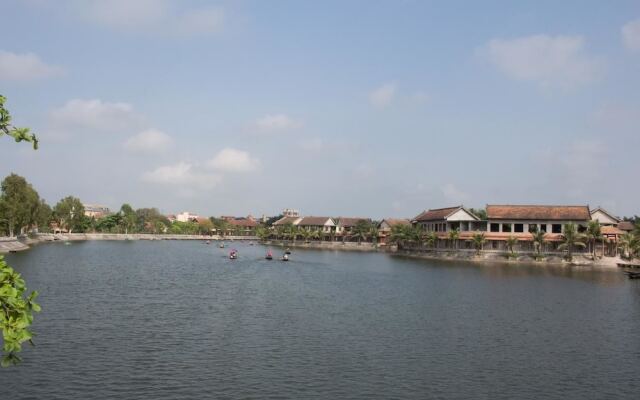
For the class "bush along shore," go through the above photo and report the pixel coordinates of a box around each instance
[0,233,258,254]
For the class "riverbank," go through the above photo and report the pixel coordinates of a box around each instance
[0,233,258,254]
[393,248,623,269]
[264,240,378,252]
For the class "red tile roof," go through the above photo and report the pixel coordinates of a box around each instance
[298,217,334,226]
[228,218,258,227]
[273,216,300,226]
[414,206,471,222]
[618,221,636,231]
[486,205,590,221]
[336,217,371,227]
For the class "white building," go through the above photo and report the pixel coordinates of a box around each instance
[175,211,199,223]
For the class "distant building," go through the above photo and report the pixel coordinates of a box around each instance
[273,216,302,226]
[175,211,199,222]
[282,208,300,217]
[413,206,482,232]
[297,217,336,234]
[84,204,110,219]
[220,216,259,236]
[335,217,372,237]
[378,218,411,244]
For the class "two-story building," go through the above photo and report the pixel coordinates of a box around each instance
[296,217,336,235]
[413,206,483,233]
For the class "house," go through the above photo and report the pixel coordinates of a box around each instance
[84,204,110,219]
[225,216,259,236]
[617,221,635,232]
[282,208,300,217]
[378,218,411,244]
[413,206,483,232]
[296,217,336,234]
[590,207,621,226]
[334,217,373,240]
[486,205,591,234]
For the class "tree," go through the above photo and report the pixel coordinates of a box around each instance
[389,224,411,248]
[0,174,41,237]
[531,228,547,258]
[0,96,40,366]
[472,232,486,255]
[0,95,38,150]
[310,228,323,242]
[618,233,640,259]
[558,223,586,261]
[0,256,41,367]
[585,220,603,260]
[136,208,169,233]
[448,229,460,249]
[119,204,137,234]
[506,235,518,257]
[423,231,438,248]
[352,219,372,244]
[298,228,312,243]
[255,226,270,241]
[211,218,230,238]
[468,207,487,220]
[53,196,85,233]
[35,200,52,233]
[197,218,214,235]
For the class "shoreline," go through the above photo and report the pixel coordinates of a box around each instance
[1,235,628,270]
[0,233,257,254]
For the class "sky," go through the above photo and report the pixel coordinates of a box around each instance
[1,0,639,219]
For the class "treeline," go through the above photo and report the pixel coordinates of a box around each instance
[0,173,217,237]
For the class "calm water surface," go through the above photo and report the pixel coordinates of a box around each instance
[1,241,639,399]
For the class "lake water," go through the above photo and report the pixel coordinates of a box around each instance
[1,241,639,399]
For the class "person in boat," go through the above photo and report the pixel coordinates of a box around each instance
[282,253,289,261]
[266,250,273,260]
[285,248,291,254]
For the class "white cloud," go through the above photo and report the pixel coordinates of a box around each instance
[480,34,602,88]
[207,148,260,172]
[253,114,302,133]
[369,83,397,108]
[622,19,640,51]
[442,183,469,205]
[74,0,225,37]
[124,129,172,153]
[0,50,63,81]
[48,98,143,135]
[142,162,221,189]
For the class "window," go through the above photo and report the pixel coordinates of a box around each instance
[502,223,512,233]
[514,224,524,233]
[528,225,538,233]
[540,224,547,232]
[552,224,562,234]
[490,223,500,232]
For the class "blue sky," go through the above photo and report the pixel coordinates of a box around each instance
[1,0,639,218]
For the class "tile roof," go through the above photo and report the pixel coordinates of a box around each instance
[486,205,590,221]
[273,216,300,226]
[228,218,258,227]
[413,206,463,222]
[618,221,636,231]
[298,217,334,226]
[380,218,411,227]
[601,226,625,236]
[336,217,371,227]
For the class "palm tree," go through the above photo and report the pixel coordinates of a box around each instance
[275,225,285,240]
[299,228,311,243]
[585,220,603,260]
[618,232,640,259]
[255,226,270,242]
[448,229,460,250]
[287,225,299,243]
[352,220,371,244]
[531,229,547,258]
[424,231,438,249]
[388,224,410,248]
[558,223,586,261]
[506,235,518,257]
[367,224,379,246]
[472,232,486,255]
[310,229,323,242]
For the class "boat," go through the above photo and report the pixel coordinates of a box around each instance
[265,250,273,260]
[229,249,238,260]
[206,240,211,245]
[285,248,291,255]
[219,243,225,248]
[281,254,289,261]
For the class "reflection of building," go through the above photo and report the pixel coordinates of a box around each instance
[84,204,110,219]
